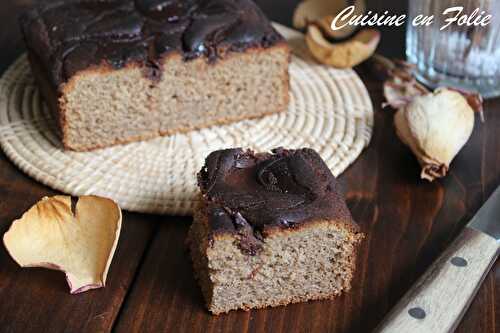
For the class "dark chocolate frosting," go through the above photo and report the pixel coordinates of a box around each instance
[20,0,284,87]
[198,148,356,254]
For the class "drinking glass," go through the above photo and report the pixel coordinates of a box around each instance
[406,0,500,98]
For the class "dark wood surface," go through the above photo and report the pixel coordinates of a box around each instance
[0,1,498,332]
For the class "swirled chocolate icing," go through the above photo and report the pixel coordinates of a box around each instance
[198,148,356,254]
[20,0,284,86]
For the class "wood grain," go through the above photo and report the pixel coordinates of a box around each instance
[376,228,499,333]
[0,1,498,332]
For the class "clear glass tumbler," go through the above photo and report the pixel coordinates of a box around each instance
[406,0,500,98]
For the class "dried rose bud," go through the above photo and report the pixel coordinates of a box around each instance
[374,55,483,181]
[394,88,475,181]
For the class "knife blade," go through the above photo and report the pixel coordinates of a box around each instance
[468,185,500,241]
[376,186,500,333]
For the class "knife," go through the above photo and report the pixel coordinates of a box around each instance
[376,186,500,333]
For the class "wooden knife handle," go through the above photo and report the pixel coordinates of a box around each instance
[376,227,499,333]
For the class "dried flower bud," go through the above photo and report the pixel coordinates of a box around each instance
[394,88,475,181]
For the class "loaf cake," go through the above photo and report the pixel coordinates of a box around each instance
[20,0,290,151]
[188,148,364,314]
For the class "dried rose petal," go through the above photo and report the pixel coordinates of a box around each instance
[293,0,366,42]
[306,25,380,68]
[293,0,366,30]
[3,195,122,294]
[372,55,430,109]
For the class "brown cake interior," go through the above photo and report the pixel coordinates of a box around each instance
[58,45,289,150]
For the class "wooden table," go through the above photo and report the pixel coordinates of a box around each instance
[0,1,498,332]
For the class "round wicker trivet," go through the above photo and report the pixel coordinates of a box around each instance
[0,24,373,215]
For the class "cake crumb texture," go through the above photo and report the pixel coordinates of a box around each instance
[190,211,363,314]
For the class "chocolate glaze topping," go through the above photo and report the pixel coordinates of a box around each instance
[20,0,284,87]
[198,148,356,255]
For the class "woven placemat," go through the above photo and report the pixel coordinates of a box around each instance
[0,24,373,215]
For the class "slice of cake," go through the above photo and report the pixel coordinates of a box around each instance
[20,0,290,151]
[188,148,364,314]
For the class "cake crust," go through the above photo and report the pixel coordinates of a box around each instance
[197,147,360,253]
[20,0,285,87]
